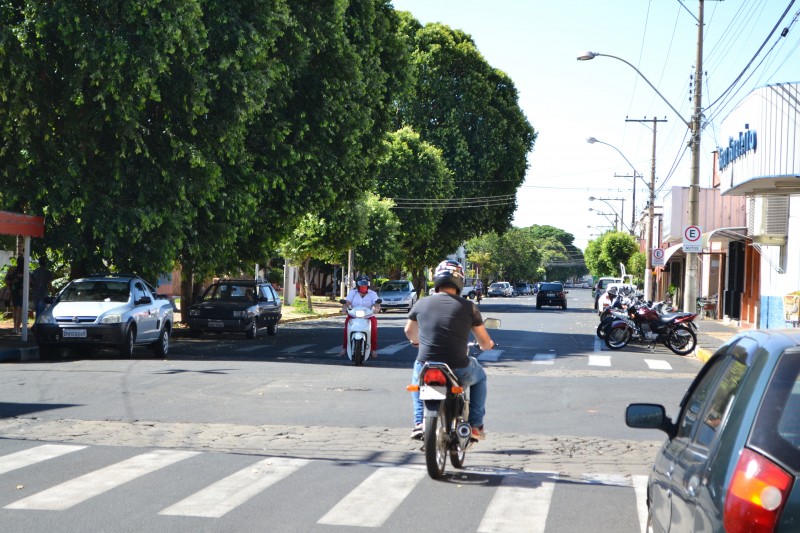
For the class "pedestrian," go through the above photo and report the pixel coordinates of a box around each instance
[30,256,54,320]
[404,260,495,440]
[4,255,24,334]
[475,279,483,304]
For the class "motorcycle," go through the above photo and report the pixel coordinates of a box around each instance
[340,298,381,366]
[604,301,699,355]
[407,317,500,479]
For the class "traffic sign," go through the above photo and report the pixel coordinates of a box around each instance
[651,248,665,266]
[683,225,703,253]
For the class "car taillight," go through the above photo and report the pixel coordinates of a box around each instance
[422,369,447,386]
[724,448,792,533]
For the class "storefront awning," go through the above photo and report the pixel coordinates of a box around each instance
[702,227,748,247]
[662,243,685,263]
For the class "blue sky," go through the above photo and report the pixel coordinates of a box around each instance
[391,0,800,250]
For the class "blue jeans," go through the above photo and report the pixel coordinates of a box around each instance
[411,357,487,427]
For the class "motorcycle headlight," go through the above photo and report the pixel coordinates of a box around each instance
[355,309,366,318]
[101,314,122,324]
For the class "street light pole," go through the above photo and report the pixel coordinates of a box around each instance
[586,137,639,235]
[579,4,704,312]
[589,196,625,232]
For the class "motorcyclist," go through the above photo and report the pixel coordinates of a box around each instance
[404,260,495,440]
[340,275,380,358]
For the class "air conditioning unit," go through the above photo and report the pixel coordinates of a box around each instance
[748,196,789,246]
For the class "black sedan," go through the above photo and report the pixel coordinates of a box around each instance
[186,280,282,338]
[535,282,567,309]
[626,329,800,532]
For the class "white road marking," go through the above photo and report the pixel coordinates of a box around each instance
[532,353,555,365]
[160,457,309,518]
[377,342,410,355]
[588,355,611,367]
[317,466,426,527]
[280,344,315,354]
[579,473,630,486]
[645,359,672,370]
[4,450,199,510]
[326,346,343,354]
[478,473,557,533]
[478,349,504,362]
[632,475,650,533]
[0,445,86,476]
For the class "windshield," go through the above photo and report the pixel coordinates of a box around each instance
[60,280,131,303]
[203,283,256,302]
[490,283,505,289]
[381,282,410,292]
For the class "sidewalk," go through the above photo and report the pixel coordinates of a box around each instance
[693,317,746,362]
[0,299,344,363]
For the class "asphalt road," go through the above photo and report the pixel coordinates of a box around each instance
[0,288,705,532]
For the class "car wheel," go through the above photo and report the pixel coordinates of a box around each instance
[536,304,542,309]
[119,327,135,358]
[468,291,476,300]
[152,327,169,358]
[246,318,258,339]
[267,322,277,336]
[37,343,54,359]
[562,302,567,310]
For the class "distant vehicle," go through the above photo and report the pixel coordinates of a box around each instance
[593,277,623,310]
[514,282,531,296]
[461,284,479,300]
[187,279,282,339]
[34,273,174,358]
[377,280,417,312]
[626,329,800,532]
[581,282,591,289]
[536,282,568,309]
[487,282,513,297]
[597,283,637,315]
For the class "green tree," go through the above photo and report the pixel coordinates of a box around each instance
[584,231,638,278]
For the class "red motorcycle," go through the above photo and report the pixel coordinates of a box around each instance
[604,302,698,355]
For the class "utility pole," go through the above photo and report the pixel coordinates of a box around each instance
[613,172,637,234]
[627,116,667,302]
[685,0,704,312]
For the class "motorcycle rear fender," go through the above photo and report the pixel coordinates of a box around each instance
[423,400,442,418]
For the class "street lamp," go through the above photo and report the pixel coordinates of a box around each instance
[589,196,626,232]
[578,43,703,313]
[586,138,640,235]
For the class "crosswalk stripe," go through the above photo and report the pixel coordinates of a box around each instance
[159,457,310,518]
[317,466,426,527]
[477,349,503,362]
[377,342,410,355]
[4,449,199,510]
[280,344,315,354]
[532,353,556,365]
[588,355,611,367]
[0,444,86,476]
[632,475,649,533]
[478,473,557,533]
[645,359,672,370]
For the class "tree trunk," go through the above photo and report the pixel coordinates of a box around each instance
[303,258,313,312]
[179,262,195,325]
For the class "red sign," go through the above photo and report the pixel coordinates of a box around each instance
[0,211,45,237]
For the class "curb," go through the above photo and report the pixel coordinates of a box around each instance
[695,347,714,363]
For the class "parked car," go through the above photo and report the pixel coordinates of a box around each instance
[377,280,417,312]
[593,277,623,309]
[460,284,479,299]
[536,282,568,309]
[34,273,174,358]
[487,281,514,297]
[187,279,282,338]
[626,329,800,533]
[514,282,532,296]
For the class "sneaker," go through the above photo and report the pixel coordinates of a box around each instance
[338,348,347,357]
[410,423,423,440]
[470,426,486,441]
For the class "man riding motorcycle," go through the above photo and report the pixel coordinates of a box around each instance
[404,260,495,440]
[340,275,380,358]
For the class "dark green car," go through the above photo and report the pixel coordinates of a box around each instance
[626,329,800,532]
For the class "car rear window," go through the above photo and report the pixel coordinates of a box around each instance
[539,283,563,292]
[750,349,800,473]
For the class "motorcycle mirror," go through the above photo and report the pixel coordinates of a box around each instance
[484,317,501,330]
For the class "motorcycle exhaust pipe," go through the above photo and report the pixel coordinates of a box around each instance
[457,422,472,448]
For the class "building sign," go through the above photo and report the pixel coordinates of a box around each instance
[683,225,703,253]
[718,125,757,172]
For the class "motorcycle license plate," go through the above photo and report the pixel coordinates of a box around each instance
[62,328,86,338]
[419,385,447,400]
[208,321,224,328]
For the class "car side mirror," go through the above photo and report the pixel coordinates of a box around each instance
[135,296,152,305]
[625,403,676,437]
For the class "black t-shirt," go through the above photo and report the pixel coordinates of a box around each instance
[408,292,483,368]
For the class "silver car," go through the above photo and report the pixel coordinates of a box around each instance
[377,280,417,312]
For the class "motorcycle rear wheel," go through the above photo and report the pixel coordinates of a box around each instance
[605,326,632,349]
[666,324,697,356]
[424,409,447,479]
[450,428,466,469]
[352,338,365,366]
